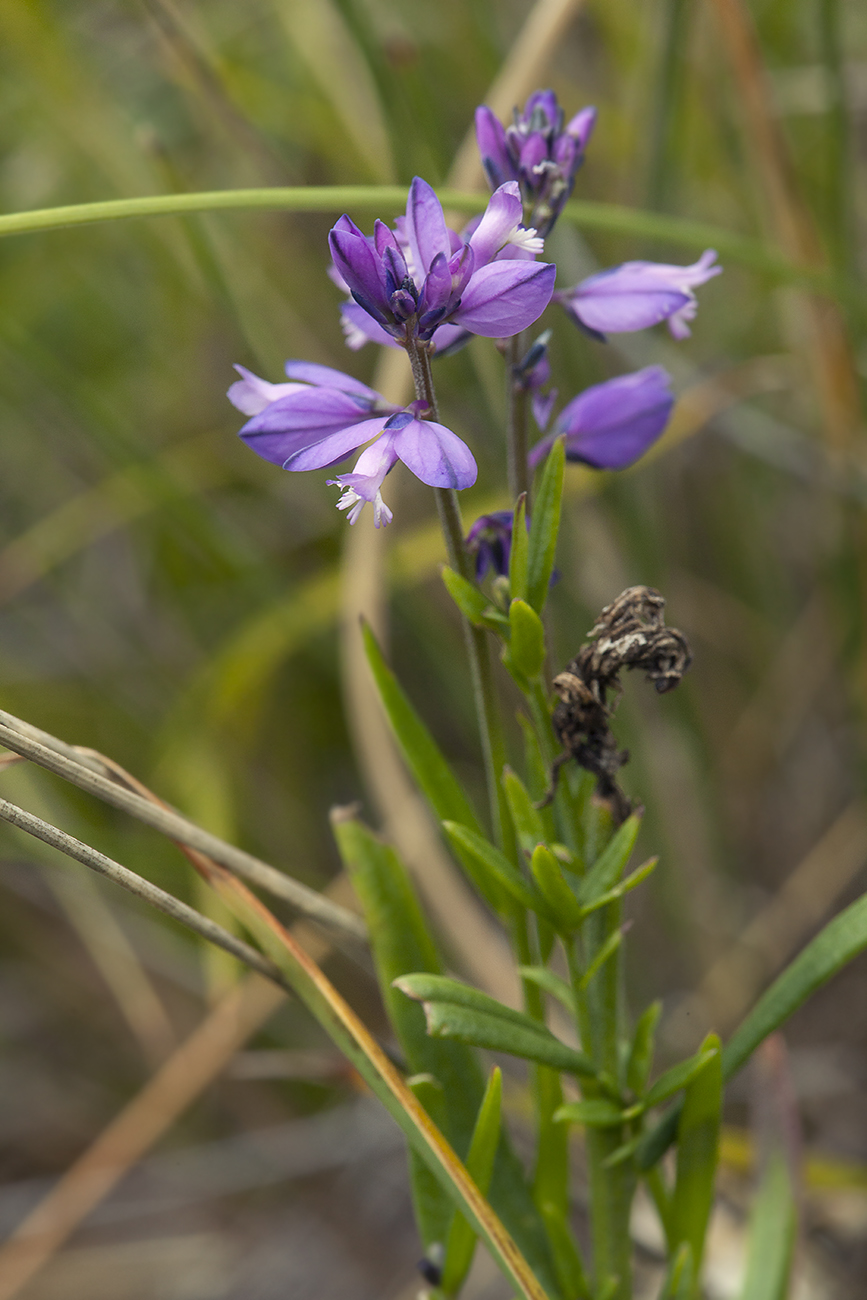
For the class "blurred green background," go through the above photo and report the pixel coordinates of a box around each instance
[0,1,866,1296]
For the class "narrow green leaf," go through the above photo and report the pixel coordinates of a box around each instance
[517,966,577,1015]
[626,1002,662,1096]
[597,1275,620,1300]
[396,972,567,1038]
[441,565,489,626]
[722,889,867,1083]
[527,437,565,614]
[441,1067,503,1295]
[443,821,553,919]
[415,1001,597,1078]
[213,835,550,1300]
[578,928,624,992]
[658,1242,694,1300]
[644,1045,719,1110]
[602,1135,641,1169]
[579,857,658,918]
[739,1151,796,1300]
[510,492,529,603]
[577,814,641,907]
[503,767,547,856]
[554,1100,626,1128]
[362,622,480,833]
[539,1202,591,1300]
[640,888,867,1172]
[530,845,584,932]
[508,599,547,680]
[669,1034,722,1282]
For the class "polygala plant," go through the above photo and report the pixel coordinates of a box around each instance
[2,83,865,1300]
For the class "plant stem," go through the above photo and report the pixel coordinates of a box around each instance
[405,339,512,851]
[569,893,635,1300]
[506,335,530,505]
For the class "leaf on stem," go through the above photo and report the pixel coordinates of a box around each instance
[517,966,577,1015]
[554,1099,626,1128]
[577,813,641,908]
[578,857,658,918]
[643,1044,720,1110]
[626,1001,662,1095]
[577,927,625,992]
[669,1033,722,1280]
[510,492,529,603]
[657,1242,694,1300]
[503,767,547,855]
[529,845,584,933]
[527,436,565,614]
[442,565,510,633]
[443,820,553,919]
[506,598,547,681]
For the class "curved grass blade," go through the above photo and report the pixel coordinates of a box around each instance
[441,1067,502,1296]
[738,1151,796,1300]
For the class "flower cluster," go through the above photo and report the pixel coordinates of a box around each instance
[228,89,721,530]
[475,91,596,236]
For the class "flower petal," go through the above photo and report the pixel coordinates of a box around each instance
[340,301,402,351]
[567,286,691,334]
[281,417,388,472]
[283,360,380,401]
[475,106,513,188]
[453,260,556,336]
[392,418,478,489]
[328,226,391,323]
[557,366,674,470]
[404,177,450,277]
[227,365,305,416]
[467,182,524,268]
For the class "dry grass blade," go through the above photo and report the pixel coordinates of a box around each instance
[708,0,862,449]
[0,709,367,952]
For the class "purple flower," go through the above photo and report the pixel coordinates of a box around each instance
[228,361,477,526]
[528,366,675,471]
[475,91,597,235]
[465,511,515,580]
[557,251,721,340]
[328,177,555,350]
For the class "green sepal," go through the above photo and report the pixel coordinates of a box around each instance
[441,565,511,634]
[527,435,565,614]
[669,1033,722,1278]
[554,1099,626,1128]
[506,598,546,681]
[739,1151,796,1300]
[517,966,577,1015]
[503,767,547,856]
[577,813,641,907]
[443,821,554,920]
[440,1067,503,1295]
[510,492,529,603]
[626,1001,662,1096]
[530,844,584,933]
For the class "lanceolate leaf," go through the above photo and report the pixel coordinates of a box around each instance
[443,820,554,919]
[503,767,547,855]
[626,1001,662,1095]
[529,846,584,932]
[334,816,558,1290]
[441,565,491,626]
[510,493,529,603]
[722,889,867,1082]
[577,814,641,907]
[527,437,565,614]
[578,857,658,918]
[554,1100,626,1128]
[508,599,547,680]
[204,843,551,1300]
[669,1034,722,1277]
[639,889,867,1171]
[396,971,563,1035]
[362,621,480,833]
[517,966,577,1015]
[424,1001,597,1076]
[643,1044,720,1110]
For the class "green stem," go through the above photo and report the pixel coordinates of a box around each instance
[506,335,530,505]
[406,339,511,851]
[569,893,634,1299]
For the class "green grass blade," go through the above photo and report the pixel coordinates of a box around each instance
[510,492,529,603]
[739,1152,796,1300]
